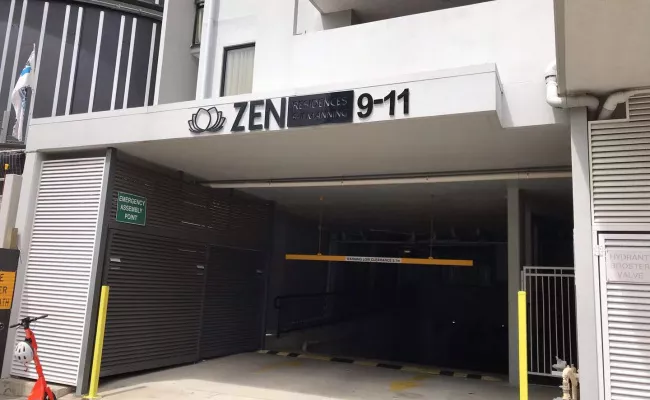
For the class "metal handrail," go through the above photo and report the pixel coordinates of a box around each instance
[274,291,345,308]
[274,291,371,338]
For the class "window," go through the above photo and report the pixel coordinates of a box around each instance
[193,0,204,47]
[220,44,255,97]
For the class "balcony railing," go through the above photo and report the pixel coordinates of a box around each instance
[0,0,163,145]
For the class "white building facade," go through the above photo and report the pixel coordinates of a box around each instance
[1,0,647,398]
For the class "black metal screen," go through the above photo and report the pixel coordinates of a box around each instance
[99,157,271,377]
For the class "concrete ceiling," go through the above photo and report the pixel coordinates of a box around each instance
[242,178,573,232]
[309,0,491,22]
[116,112,571,183]
[557,0,650,95]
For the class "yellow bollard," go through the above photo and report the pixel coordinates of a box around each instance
[518,291,528,400]
[84,286,110,399]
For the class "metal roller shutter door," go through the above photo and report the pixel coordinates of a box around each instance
[101,230,207,376]
[200,247,265,359]
[12,157,106,386]
[599,233,650,400]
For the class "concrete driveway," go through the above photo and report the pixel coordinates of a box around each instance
[58,352,559,400]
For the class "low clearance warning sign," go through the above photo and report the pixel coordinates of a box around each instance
[345,256,402,263]
[0,271,16,309]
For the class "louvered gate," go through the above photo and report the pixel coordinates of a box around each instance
[598,233,650,400]
[12,158,107,385]
[101,230,207,376]
[98,158,271,377]
[590,94,650,225]
[200,247,265,359]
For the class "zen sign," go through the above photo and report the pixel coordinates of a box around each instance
[116,192,147,226]
[606,250,650,284]
[188,88,411,134]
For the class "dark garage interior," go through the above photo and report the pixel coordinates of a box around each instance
[252,179,573,375]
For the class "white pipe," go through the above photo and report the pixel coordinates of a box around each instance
[545,61,599,113]
[205,171,572,189]
[598,88,650,120]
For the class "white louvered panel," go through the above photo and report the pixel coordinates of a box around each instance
[11,158,106,386]
[600,234,650,400]
[629,95,650,122]
[591,102,650,224]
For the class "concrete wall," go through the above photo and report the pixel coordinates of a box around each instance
[26,66,502,152]
[295,0,323,34]
[0,175,22,248]
[570,108,600,400]
[200,0,259,99]
[265,209,326,333]
[18,0,562,129]
[155,0,198,105]
[288,0,559,127]
[321,10,356,30]
[193,0,561,128]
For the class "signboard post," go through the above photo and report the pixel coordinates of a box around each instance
[0,249,19,371]
[116,192,147,226]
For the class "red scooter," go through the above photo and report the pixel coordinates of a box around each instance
[11,315,56,400]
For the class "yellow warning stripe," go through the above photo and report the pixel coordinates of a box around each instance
[354,360,378,367]
[285,254,473,267]
[257,350,502,381]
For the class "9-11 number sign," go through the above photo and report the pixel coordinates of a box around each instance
[357,88,410,119]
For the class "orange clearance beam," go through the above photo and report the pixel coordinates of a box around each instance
[285,254,473,267]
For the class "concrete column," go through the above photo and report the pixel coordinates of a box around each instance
[195,0,218,100]
[523,202,533,266]
[265,208,288,337]
[252,0,297,92]
[0,175,23,249]
[2,152,43,378]
[326,238,337,293]
[507,186,522,385]
[154,0,199,104]
[570,107,601,400]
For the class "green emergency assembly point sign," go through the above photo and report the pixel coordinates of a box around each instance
[117,192,147,226]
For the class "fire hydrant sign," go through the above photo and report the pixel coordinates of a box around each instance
[116,192,147,226]
[606,250,650,284]
[0,271,16,309]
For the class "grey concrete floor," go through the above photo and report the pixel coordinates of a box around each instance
[56,352,559,400]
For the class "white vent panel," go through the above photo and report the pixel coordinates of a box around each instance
[591,97,650,224]
[11,158,106,386]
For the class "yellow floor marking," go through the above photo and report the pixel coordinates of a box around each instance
[417,368,440,375]
[390,374,430,392]
[258,351,502,382]
[299,354,331,361]
[354,361,379,367]
[257,360,302,372]
[482,375,502,382]
[401,366,427,374]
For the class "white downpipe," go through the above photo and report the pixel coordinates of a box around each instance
[598,88,650,120]
[545,61,599,114]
